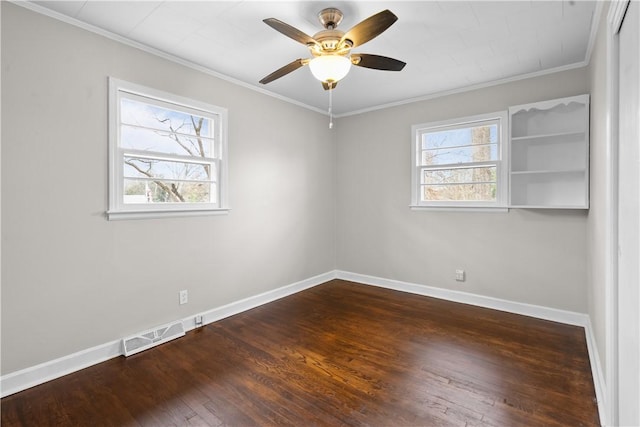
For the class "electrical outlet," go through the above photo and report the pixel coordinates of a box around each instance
[455,269,465,282]
[179,290,188,305]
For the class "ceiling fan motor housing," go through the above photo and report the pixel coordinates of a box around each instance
[312,29,348,54]
[318,8,343,29]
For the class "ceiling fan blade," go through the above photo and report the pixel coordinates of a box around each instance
[263,18,318,47]
[322,81,338,91]
[340,9,398,48]
[259,59,307,84]
[352,54,406,71]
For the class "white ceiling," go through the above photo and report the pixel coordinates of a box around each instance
[28,0,598,115]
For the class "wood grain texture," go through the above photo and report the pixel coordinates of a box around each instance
[1,280,600,426]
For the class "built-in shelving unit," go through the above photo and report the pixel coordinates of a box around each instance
[509,94,590,209]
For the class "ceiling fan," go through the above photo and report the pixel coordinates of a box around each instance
[259,7,406,90]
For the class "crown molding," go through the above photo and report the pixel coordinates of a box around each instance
[8,0,327,116]
[334,61,589,118]
[584,0,605,66]
[9,0,595,119]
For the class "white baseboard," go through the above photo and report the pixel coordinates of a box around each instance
[0,270,338,398]
[584,316,609,426]
[336,270,589,325]
[183,270,337,332]
[1,268,607,426]
[0,339,122,398]
[336,270,608,425]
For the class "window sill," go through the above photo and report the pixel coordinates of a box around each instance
[106,208,231,221]
[409,205,509,213]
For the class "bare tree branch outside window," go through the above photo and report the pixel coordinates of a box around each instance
[121,98,216,204]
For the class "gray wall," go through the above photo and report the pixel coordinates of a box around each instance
[2,2,594,377]
[335,68,590,312]
[1,3,335,374]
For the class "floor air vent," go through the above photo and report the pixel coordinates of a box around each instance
[122,321,185,356]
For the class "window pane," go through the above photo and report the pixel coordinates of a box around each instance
[412,113,505,207]
[422,124,497,150]
[422,166,496,185]
[124,179,214,204]
[124,157,213,182]
[421,183,497,202]
[121,98,213,138]
[121,125,214,157]
[421,144,497,165]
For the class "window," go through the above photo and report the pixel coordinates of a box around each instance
[108,78,228,220]
[411,111,508,210]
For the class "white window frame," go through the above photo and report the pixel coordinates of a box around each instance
[107,78,229,220]
[410,111,509,211]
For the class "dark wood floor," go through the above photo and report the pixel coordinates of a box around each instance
[2,280,600,426]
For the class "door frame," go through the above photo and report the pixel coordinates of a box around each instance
[606,1,635,425]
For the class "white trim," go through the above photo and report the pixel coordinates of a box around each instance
[610,0,630,34]
[509,93,590,115]
[181,271,337,332]
[602,1,629,425]
[0,270,337,398]
[8,0,327,115]
[585,316,609,426]
[336,62,589,118]
[336,270,589,326]
[0,339,122,398]
[106,208,230,221]
[409,206,509,213]
[585,1,606,66]
[0,0,3,403]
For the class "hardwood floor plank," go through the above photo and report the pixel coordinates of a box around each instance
[1,280,600,426]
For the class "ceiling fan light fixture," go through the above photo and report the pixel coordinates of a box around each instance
[309,55,351,83]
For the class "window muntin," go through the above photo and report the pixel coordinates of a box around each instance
[108,78,228,219]
[411,112,508,208]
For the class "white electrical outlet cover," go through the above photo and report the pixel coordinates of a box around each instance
[179,290,188,304]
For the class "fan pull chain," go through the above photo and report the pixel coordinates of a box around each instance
[328,85,334,129]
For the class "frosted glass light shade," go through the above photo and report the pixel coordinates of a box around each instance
[309,55,351,83]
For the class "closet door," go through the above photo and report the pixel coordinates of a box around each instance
[617,1,640,424]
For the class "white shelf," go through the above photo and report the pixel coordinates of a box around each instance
[509,204,587,209]
[510,169,586,175]
[511,131,586,143]
[508,94,589,209]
